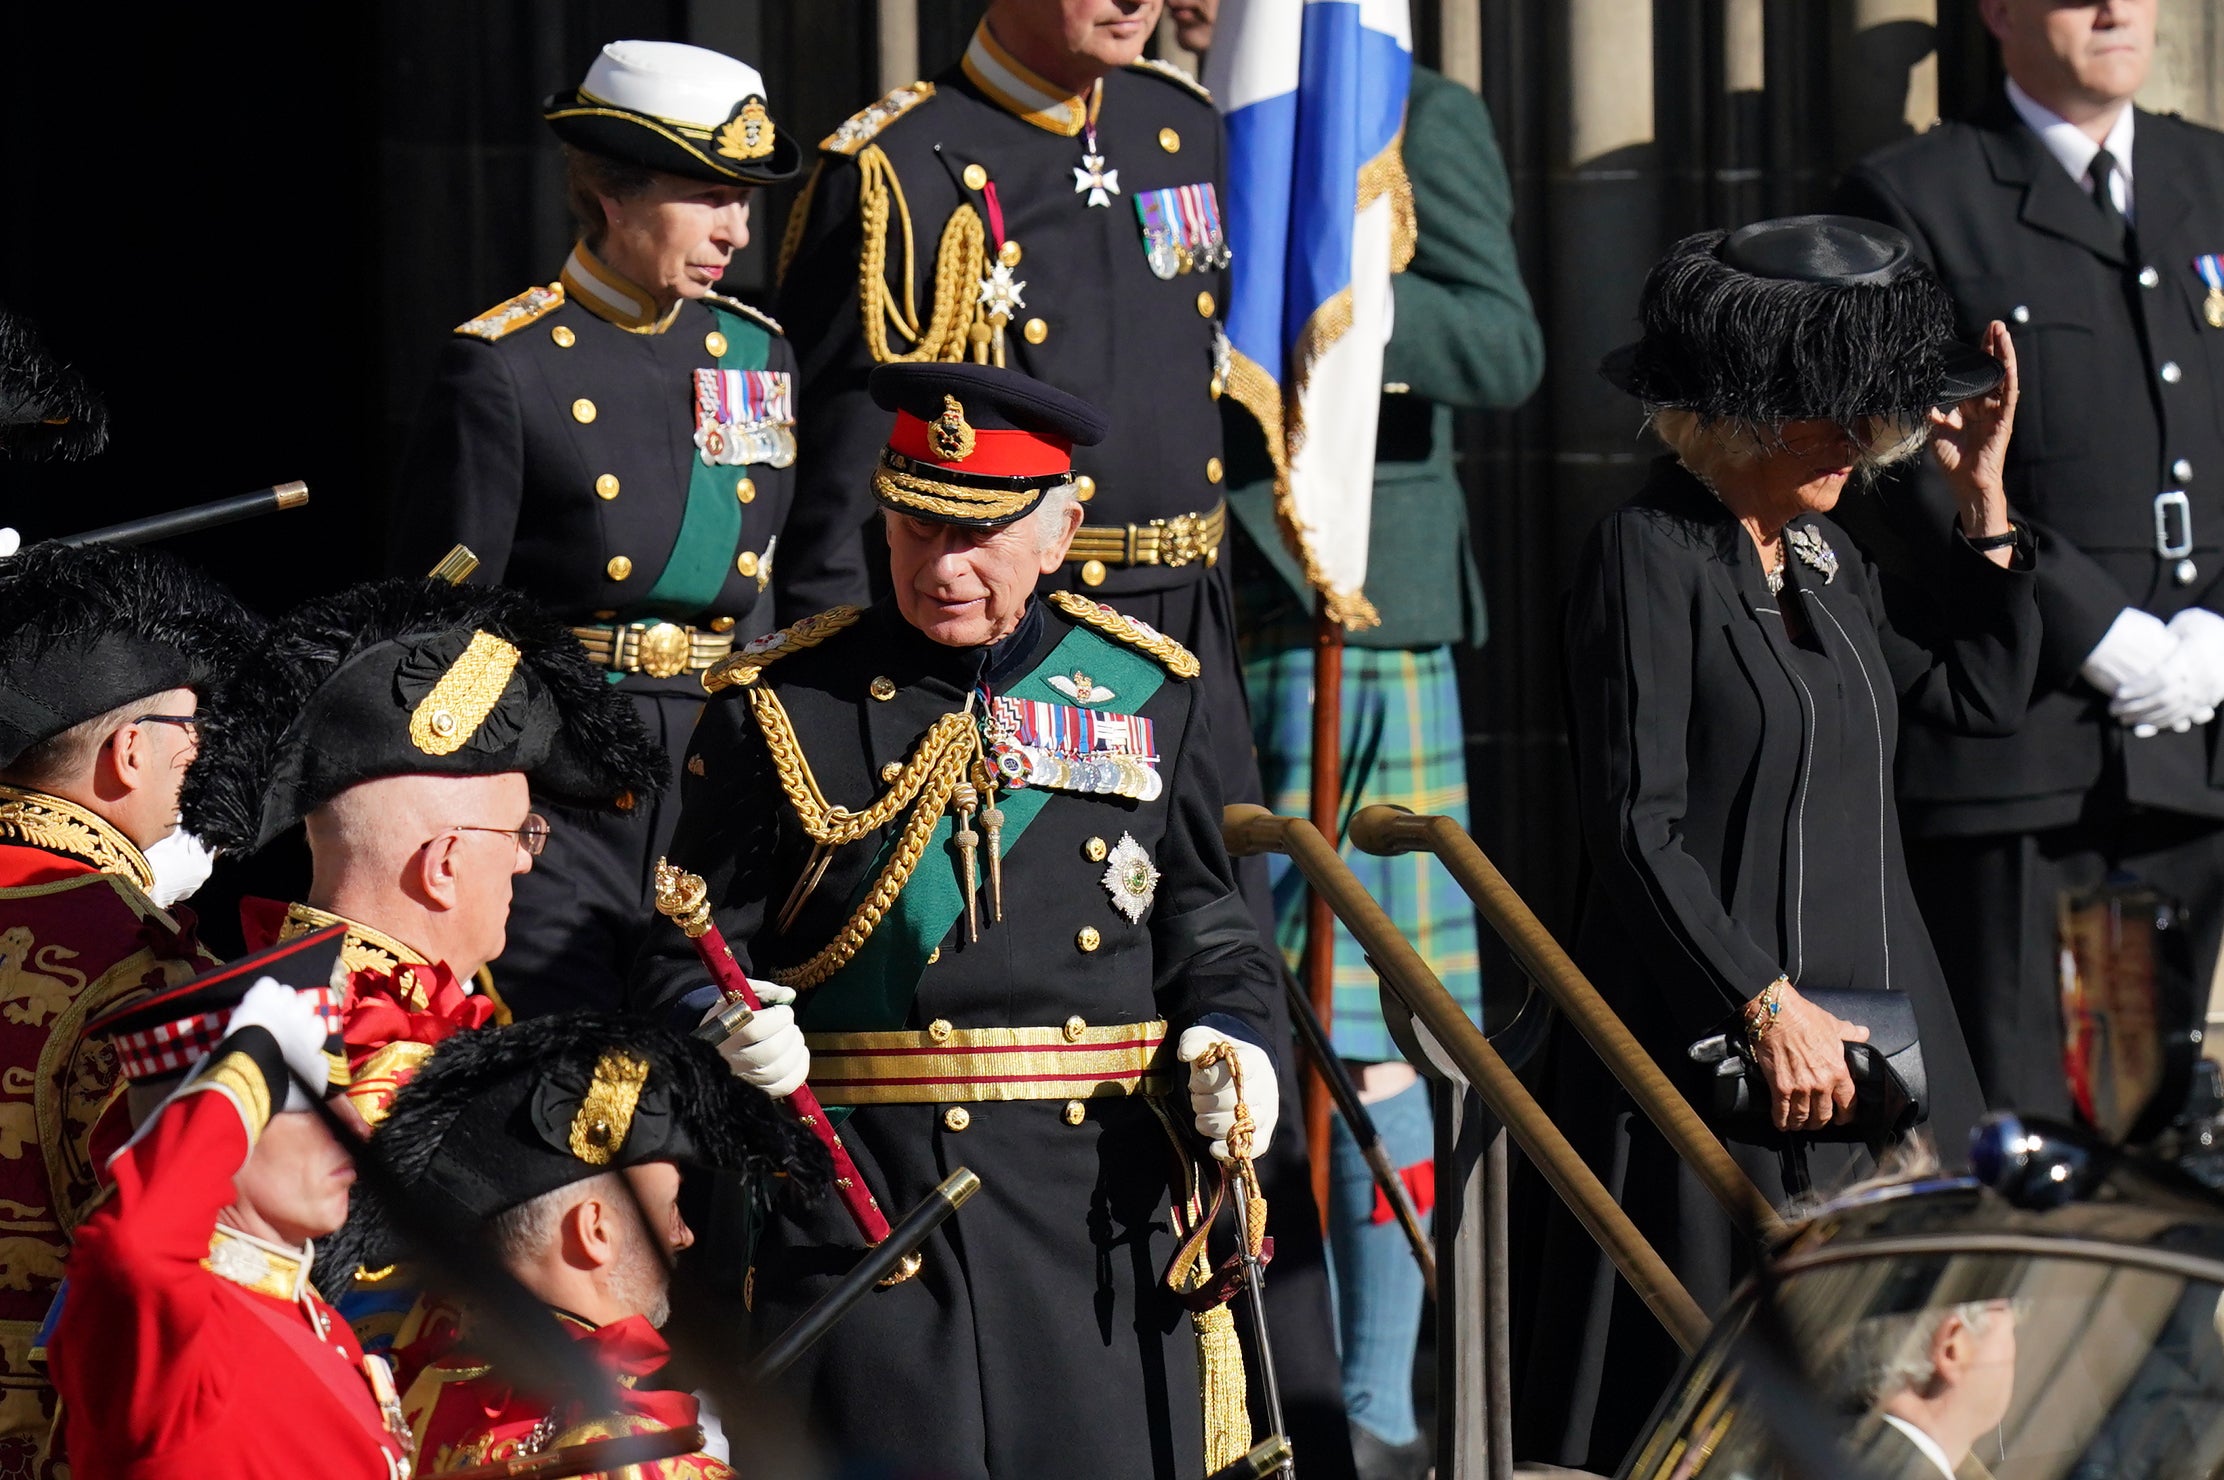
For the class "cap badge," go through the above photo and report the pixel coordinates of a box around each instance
[407,630,523,757]
[569,1049,650,1165]
[716,97,777,162]
[929,395,977,462]
[1101,834,1160,923]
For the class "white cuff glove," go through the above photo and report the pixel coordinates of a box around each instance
[2167,607,2224,711]
[226,977,330,1112]
[700,980,809,1099]
[2081,607,2177,696]
[1177,1026,1280,1163]
[2110,646,2218,735]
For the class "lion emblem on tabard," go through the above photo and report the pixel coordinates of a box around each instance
[0,929,84,1028]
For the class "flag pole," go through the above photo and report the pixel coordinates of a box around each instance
[1303,596,1345,1231]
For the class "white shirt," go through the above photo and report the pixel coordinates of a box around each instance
[1880,1413,1960,1480]
[2006,76,2136,222]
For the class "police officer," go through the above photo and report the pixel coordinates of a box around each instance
[390,39,803,1017]
[773,1,1268,861]
[1833,0,2224,1115]
[632,363,1281,1480]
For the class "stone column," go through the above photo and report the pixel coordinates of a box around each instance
[1831,0,1939,171]
[878,0,921,97]
[1441,0,1485,92]
[2145,0,2223,128]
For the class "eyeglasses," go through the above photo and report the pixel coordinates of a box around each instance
[439,814,551,857]
[132,713,200,735]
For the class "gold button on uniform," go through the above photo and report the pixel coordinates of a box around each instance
[551,325,576,348]
[606,555,633,581]
[1196,291,1216,318]
[736,551,759,578]
[963,163,988,190]
[928,1019,954,1044]
[709,615,736,633]
[595,474,620,500]
[1076,926,1101,952]
[705,330,728,357]
[943,1106,972,1132]
[870,676,897,701]
[1063,1100,1087,1126]
[1000,240,1024,266]
[1023,317,1048,344]
[736,476,756,503]
[1073,474,1097,503]
[1205,457,1223,484]
[1085,837,1108,862]
[1063,1016,1087,1042]
[1159,127,1181,153]
[572,398,597,424]
[1080,559,1108,587]
[927,946,942,964]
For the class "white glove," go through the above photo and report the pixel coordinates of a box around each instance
[2110,644,2218,735]
[225,977,331,1112]
[1177,1026,1280,1163]
[2167,607,2224,713]
[2081,607,2177,697]
[700,980,809,1099]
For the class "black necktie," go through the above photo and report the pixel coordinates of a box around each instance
[2091,147,2129,247]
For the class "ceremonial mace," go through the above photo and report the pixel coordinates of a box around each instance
[652,860,917,1284]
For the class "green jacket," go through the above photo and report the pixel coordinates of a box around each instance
[1227,66,1543,650]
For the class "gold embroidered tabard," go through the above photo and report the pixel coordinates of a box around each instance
[0,784,154,888]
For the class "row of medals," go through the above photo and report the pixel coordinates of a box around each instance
[1144,232,1231,282]
[985,717,1163,800]
[696,418,797,469]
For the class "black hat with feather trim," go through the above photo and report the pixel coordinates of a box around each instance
[333,1013,828,1272]
[0,541,260,770]
[0,304,109,462]
[182,579,665,854]
[544,40,800,186]
[1600,215,2004,426]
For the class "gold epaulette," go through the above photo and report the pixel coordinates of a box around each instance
[454,284,565,341]
[706,293,784,338]
[702,606,864,693]
[822,81,937,156]
[1129,57,1213,104]
[1048,591,1201,679]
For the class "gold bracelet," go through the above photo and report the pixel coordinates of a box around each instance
[1744,977,1788,1044]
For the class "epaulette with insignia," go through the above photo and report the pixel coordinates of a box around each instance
[702,606,864,693]
[706,293,785,338]
[822,81,937,156]
[454,284,565,341]
[1129,57,1213,105]
[1048,591,1200,679]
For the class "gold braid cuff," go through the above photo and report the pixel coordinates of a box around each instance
[0,783,154,888]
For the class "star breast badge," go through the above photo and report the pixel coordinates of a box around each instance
[1101,833,1160,924]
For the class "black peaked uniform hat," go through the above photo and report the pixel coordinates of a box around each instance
[0,540,260,770]
[181,579,665,855]
[1601,214,2005,426]
[544,39,800,186]
[869,361,1109,528]
[341,1013,829,1268]
[91,924,352,1092]
[0,304,108,461]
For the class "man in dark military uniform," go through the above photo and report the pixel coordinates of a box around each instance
[632,363,1282,1480]
[1833,0,2224,1115]
[391,39,804,1016]
[773,2,1266,855]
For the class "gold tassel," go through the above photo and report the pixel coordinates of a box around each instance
[1192,1296,1253,1472]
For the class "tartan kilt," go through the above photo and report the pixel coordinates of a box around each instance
[1240,639,1483,1062]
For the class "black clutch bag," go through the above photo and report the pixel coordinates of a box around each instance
[1686,988,1927,1149]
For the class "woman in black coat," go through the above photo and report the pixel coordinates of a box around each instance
[1517,216,2033,1471]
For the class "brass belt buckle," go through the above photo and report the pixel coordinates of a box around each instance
[1157,511,1205,568]
[637,621,692,679]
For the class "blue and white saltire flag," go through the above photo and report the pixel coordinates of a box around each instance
[1207,0,1413,629]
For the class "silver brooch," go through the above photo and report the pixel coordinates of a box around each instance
[1048,670,1115,705]
[1101,833,1160,923]
[1787,524,1839,584]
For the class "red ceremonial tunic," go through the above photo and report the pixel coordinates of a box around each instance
[0,788,209,1477]
[403,1311,729,1478]
[47,1070,412,1479]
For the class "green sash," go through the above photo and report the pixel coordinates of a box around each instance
[796,623,1169,1033]
[638,304,768,617]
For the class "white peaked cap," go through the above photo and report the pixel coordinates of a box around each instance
[582,40,771,127]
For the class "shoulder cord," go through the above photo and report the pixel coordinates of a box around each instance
[855,144,986,365]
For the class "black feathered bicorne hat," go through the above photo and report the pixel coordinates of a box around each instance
[544,40,800,187]
[0,541,260,770]
[0,304,109,462]
[1601,215,2004,427]
[182,579,665,854]
[870,362,1109,528]
[337,1013,828,1271]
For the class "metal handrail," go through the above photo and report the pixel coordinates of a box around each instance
[1346,805,1785,1243]
[1223,804,1710,1353]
